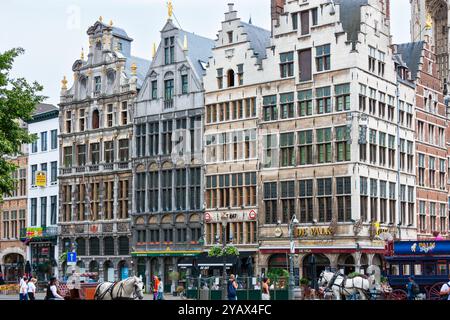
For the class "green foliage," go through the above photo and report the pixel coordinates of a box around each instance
[380,276,388,283]
[208,245,240,257]
[0,48,44,199]
[348,272,364,278]
[267,268,289,283]
[59,252,67,264]
[169,271,180,281]
[208,245,223,257]
[299,278,309,286]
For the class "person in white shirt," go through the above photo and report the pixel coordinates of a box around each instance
[45,277,64,300]
[157,277,164,300]
[440,275,450,300]
[19,276,28,301]
[27,278,37,300]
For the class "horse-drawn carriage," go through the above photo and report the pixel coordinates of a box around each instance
[384,240,450,300]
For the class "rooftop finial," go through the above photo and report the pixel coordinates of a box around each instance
[80,47,84,60]
[131,62,137,76]
[249,15,252,24]
[183,34,188,51]
[61,75,68,90]
[168,0,173,19]
[152,42,157,59]
[99,16,103,22]
[109,19,114,26]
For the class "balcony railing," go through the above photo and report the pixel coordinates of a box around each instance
[59,161,131,176]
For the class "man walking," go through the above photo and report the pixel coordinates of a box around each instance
[19,276,28,301]
[406,276,419,300]
[440,275,450,300]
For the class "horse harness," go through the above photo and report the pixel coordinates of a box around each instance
[323,272,369,299]
[95,278,139,301]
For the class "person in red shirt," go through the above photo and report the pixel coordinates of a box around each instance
[153,276,160,300]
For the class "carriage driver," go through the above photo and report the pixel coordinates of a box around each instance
[440,274,450,300]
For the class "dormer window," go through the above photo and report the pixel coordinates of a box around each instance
[227,31,233,43]
[118,42,123,52]
[227,69,235,87]
[164,36,175,65]
[94,76,102,93]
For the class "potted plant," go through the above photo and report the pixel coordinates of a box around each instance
[169,271,180,295]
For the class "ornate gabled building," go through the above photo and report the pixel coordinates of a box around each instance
[396,39,450,240]
[131,12,213,290]
[256,0,417,279]
[203,4,271,278]
[58,18,150,282]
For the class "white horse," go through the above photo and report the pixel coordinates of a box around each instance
[94,276,145,300]
[318,271,376,300]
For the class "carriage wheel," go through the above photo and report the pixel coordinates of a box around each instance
[427,282,445,301]
[390,289,407,300]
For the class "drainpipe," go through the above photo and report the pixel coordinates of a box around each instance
[395,68,402,240]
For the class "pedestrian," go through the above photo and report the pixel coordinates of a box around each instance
[44,277,64,300]
[27,278,37,300]
[157,276,164,300]
[19,276,28,301]
[227,274,238,301]
[440,274,450,300]
[261,277,270,300]
[406,276,419,300]
[152,275,159,300]
[0,273,5,285]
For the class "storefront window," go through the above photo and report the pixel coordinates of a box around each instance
[391,264,400,275]
[402,264,410,276]
[437,262,447,275]
[414,264,422,276]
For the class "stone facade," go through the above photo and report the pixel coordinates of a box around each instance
[58,19,150,282]
[131,18,213,291]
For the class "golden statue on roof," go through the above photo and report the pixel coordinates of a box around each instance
[168,0,173,19]
[425,13,433,30]
[61,76,68,90]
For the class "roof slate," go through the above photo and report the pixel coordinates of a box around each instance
[240,22,271,63]
[396,41,425,80]
[178,30,215,77]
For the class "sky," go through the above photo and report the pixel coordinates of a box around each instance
[0,0,411,106]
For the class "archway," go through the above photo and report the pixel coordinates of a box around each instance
[3,253,25,282]
[118,260,129,280]
[92,110,100,129]
[103,260,114,282]
[302,254,331,288]
[338,254,356,274]
[89,261,99,281]
[227,69,235,87]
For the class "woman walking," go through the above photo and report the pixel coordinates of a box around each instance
[227,274,238,301]
[152,275,160,300]
[27,278,37,300]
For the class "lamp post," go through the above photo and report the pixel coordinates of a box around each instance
[288,215,299,300]
[220,214,228,300]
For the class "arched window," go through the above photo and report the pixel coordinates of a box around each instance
[106,70,116,95]
[89,237,100,256]
[104,237,115,256]
[118,236,129,255]
[92,110,100,129]
[227,69,235,87]
[79,77,87,100]
[76,238,86,256]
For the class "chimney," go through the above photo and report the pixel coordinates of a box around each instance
[225,3,238,21]
[386,0,390,20]
[271,0,286,30]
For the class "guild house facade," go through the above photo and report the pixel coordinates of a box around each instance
[131,12,214,290]
[58,18,150,282]
[256,0,417,279]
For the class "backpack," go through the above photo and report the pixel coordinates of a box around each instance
[412,282,420,295]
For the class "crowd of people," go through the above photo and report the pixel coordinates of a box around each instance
[18,275,64,300]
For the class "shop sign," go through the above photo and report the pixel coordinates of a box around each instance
[204,210,257,223]
[26,227,43,239]
[35,171,47,187]
[394,240,450,255]
[295,226,333,238]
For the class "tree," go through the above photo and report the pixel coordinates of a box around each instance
[0,48,44,199]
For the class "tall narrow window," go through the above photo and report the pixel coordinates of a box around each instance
[298,130,313,165]
[335,84,350,111]
[300,10,310,35]
[298,49,312,82]
[41,132,47,152]
[280,52,294,78]
[181,74,188,94]
[281,181,295,223]
[40,197,47,226]
[227,69,235,87]
[298,90,312,116]
[264,182,278,224]
[151,80,158,99]
[316,44,331,71]
[336,177,351,222]
[164,36,175,65]
[104,141,114,164]
[263,95,277,121]
[316,128,332,163]
[317,178,332,222]
[148,171,159,212]
[292,12,298,30]
[51,130,57,149]
[335,126,351,162]
[280,92,295,119]
[299,180,313,223]
[316,86,331,114]
[280,132,295,167]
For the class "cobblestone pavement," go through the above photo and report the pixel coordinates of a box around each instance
[0,292,185,300]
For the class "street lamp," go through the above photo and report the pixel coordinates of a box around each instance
[220,214,228,300]
[288,215,299,300]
